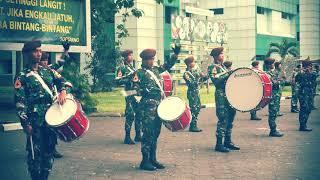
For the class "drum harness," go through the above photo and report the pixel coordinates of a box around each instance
[145,69,166,99]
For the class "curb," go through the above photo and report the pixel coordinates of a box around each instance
[0,122,22,132]
[89,112,123,117]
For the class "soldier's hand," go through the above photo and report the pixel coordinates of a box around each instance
[62,40,70,51]
[171,43,181,55]
[25,125,32,135]
[200,72,206,78]
[58,90,67,105]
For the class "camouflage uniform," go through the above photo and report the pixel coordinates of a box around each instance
[265,69,282,132]
[183,67,208,131]
[291,68,301,111]
[14,66,66,179]
[296,70,316,130]
[115,63,141,143]
[274,68,286,115]
[208,63,237,147]
[311,69,319,109]
[136,54,177,169]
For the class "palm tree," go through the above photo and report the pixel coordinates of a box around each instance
[266,39,299,62]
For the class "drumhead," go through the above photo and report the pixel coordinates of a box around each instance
[45,97,77,126]
[157,97,186,121]
[225,68,263,111]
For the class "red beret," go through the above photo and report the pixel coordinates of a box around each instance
[302,60,312,68]
[264,57,275,65]
[184,56,194,65]
[251,61,259,67]
[121,49,133,58]
[140,49,156,60]
[223,61,232,68]
[210,47,224,57]
[22,40,41,53]
[41,52,49,61]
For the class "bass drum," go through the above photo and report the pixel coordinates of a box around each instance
[225,68,272,112]
[45,95,90,142]
[157,97,191,132]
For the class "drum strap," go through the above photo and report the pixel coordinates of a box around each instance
[146,69,165,98]
[185,71,195,79]
[30,71,54,98]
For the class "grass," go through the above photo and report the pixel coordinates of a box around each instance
[92,84,293,113]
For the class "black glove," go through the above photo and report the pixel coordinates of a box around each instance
[62,40,70,51]
[172,43,181,55]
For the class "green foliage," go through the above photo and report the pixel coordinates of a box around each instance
[61,56,97,113]
[266,39,299,61]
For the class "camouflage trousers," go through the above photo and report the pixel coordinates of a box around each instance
[268,93,281,130]
[26,121,56,178]
[215,90,236,138]
[187,89,201,125]
[291,85,299,110]
[140,99,162,155]
[298,93,313,126]
[124,96,141,134]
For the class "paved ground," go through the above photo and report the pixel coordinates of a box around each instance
[0,98,319,180]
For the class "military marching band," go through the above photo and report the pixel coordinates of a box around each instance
[14,40,319,179]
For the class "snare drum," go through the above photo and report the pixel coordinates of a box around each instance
[161,71,173,97]
[157,97,191,131]
[225,68,272,112]
[45,95,90,142]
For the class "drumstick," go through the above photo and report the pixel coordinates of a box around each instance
[54,86,64,114]
[30,135,35,160]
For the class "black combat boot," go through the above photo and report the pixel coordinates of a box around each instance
[299,125,312,131]
[215,136,229,153]
[269,129,284,137]
[139,152,157,171]
[134,130,142,142]
[30,171,40,180]
[53,148,63,158]
[189,121,202,132]
[291,106,299,113]
[150,145,165,169]
[39,170,49,180]
[224,136,240,150]
[124,132,135,145]
[250,115,262,120]
[277,112,284,116]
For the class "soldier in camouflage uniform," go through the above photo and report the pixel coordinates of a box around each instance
[183,56,208,132]
[296,60,317,131]
[14,40,67,180]
[290,64,302,113]
[39,43,71,158]
[208,47,240,153]
[249,61,263,120]
[135,46,180,171]
[311,64,319,109]
[264,58,284,137]
[274,62,286,116]
[115,50,141,145]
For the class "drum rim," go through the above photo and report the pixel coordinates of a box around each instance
[225,67,266,112]
[45,97,77,127]
[157,96,186,121]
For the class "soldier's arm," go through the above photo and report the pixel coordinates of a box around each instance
[160,54,178,72]
[183,72,197,89]
[114,66,134,85]
[51,68,67,92]
[208,65,229,88]
[14,73,30,129]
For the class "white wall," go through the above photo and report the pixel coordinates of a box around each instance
[300,0,320,60]
[199,0,256,68]
[116,0,164,67]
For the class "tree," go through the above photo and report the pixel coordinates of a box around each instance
[266,39,299,62]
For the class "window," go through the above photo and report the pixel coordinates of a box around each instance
[257,6,264,14]
[186,12,191,17]
[297,4,299,13]
[210,8,224,15]
[297,32,300,41]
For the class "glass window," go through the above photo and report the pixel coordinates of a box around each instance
[210,8,224,15]
[257,6,264,14]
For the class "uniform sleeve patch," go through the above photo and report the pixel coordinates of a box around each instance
[14,79,22,89]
